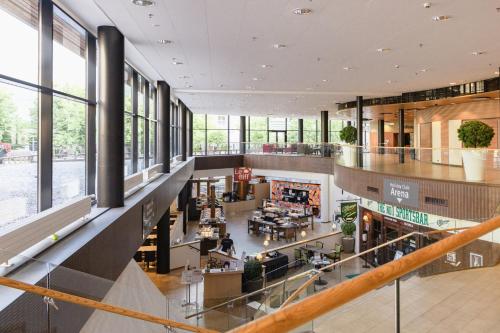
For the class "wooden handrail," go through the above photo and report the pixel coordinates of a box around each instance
[228,216,500,333]
[0,276,218,333]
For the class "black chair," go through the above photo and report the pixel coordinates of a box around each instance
[144,251,156,269]
[134,252,142,263]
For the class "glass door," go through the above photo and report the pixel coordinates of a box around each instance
[269,130,287,143]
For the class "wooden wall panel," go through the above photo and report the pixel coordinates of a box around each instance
[416,99,500,150]
[244,154,335,174]
[334,164,500,221]
[420,123,432,162]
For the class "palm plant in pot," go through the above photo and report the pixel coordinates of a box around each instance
[339,125,358,167]
[457,121,494,181]
[340,221,356,253]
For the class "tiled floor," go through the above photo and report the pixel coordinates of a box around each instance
[309,264,500,333]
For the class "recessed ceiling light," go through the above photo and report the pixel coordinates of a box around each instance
[157,39,172,44]
[261,64,272,68]
[423,2,431,8]
[387,80,393,84]
[495,71,499,75]
[471,51,486,56]
[273,43,287,49]
[432,15,451,21]
[449,82,457,85]
[132,0,155,6]
[172,61,183,65]
[293,8,312,15]
[394,64,400,69]
[322,79,328,82]
[185,84,193,88]
[179,75,190,79]
[343,66,353,71]
[377,48,391,52]
[420,68,428,72]
[252,77,260,81]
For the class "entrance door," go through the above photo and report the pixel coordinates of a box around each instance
[269,130,287,143]
[384,225,399,264]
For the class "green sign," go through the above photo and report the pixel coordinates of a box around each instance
[341,202,358,223]
[376,202,429,226]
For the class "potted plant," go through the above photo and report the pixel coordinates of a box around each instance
[243,259,263,293]
[339,125,358,167]
[457,121,494,181]
[340,221,356,253]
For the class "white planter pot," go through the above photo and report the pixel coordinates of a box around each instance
[462,150,486,182]
[342,145,357,167]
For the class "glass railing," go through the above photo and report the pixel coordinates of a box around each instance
[229,216,500,333]
[194,141,500,184]
[0,248,203,332]
[185,227,469,331]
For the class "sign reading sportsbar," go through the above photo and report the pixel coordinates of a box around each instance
[360,198,499,244]
[377,202,428,226]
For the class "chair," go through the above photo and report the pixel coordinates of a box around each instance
[294,248,304,267]
[144,250,156,270]
[134,252,143,263]
[325,244,343,269]
[315,241,324,249]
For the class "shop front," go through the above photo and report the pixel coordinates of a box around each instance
[359,198,499,276]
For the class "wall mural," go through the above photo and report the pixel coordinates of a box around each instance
[271,180,321,217]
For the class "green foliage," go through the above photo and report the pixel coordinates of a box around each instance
[457,121,495,148]
[339,125,357,144]
[341,222,356,237]
[0,90,16,143]
[244,259,263,281]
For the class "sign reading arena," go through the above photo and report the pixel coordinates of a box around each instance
[383,179,419,208]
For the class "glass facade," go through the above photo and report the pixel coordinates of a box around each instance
[0,0,163,229]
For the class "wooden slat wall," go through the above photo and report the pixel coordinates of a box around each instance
[334,164,500,221]
[415,99,500,150]
[244,154,335,174]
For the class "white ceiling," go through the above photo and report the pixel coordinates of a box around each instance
[60,0,500,117]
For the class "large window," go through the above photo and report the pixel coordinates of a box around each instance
[0,0,39,84]
[207,114,229,154]
[124,64,133,176]
[124,67,157,173]
[303,119,318,143]
[193,114,207,155]
[287,118,298,143]
[0,83,38,224]
[229,116,240,153]
[249,116,267,143]
[0,0,96,227]
[329,119,344,143]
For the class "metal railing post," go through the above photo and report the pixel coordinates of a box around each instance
[395,278,400,333]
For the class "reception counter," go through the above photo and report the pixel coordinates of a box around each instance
[203,268,243,304]
[221,199,257,215]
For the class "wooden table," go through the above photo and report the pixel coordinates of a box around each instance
[138,245,157,252]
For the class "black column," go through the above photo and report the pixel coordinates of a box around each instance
[378,119,385,154]
[240,116,247,154]
[298,119,304,143]
[188,110,193,157]
[320,111,329,143]
[157,81,170,173]
[39,0,53,211]
[356,96,364,167]
[156,208,170,274]
[97,26,124,208]
[181,101,187,161]
[86,34,97,196]
[398,108,405,163]
[177,183,189,235]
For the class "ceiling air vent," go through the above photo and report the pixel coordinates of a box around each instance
[425,196,448,207]
[367,186,379,193]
